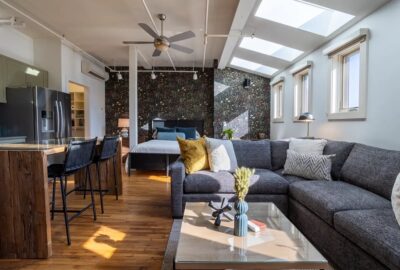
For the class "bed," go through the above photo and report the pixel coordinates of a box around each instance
[128,119,204,176]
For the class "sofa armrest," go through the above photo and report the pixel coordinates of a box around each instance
[170,158,186,218]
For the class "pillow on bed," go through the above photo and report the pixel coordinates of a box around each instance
[156,127,176,133]
[157,132,186,141]
[177,127,197,139]
[177,137,209,174]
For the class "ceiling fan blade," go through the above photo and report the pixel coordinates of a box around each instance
[123,41,154,44]
[138,23,160,39]
[170,43,194,54]
[168,31,195,42]
[152,49,162,57]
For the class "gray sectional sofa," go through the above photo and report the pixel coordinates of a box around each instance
[170,139,400,270]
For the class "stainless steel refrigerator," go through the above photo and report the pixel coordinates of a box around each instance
[0,86,72,142]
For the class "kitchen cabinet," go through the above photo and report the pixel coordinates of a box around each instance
[0,54,49,103]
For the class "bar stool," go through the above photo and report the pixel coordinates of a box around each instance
[84,135,120,214]
[48,138,98,245]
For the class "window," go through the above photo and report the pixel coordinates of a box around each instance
[272,81,284,122]
[325,29,368,120]
[293,67,312,120]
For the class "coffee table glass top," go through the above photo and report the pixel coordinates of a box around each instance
[175,202,329,269]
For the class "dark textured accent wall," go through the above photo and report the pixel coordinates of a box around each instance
[105,66,270,142]
[137,68,214,143]
[214,67,270,139]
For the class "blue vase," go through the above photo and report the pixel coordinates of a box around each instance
[234,200,248,237]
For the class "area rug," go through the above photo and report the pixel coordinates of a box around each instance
[161,219,182,270]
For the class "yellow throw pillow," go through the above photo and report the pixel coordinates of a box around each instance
[177,137,209,174]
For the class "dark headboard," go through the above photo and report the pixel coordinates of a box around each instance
[151,119,204,136]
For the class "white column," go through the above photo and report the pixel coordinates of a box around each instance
[129,46,138,148]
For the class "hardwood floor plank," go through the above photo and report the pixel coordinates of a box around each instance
[0,171,173,270]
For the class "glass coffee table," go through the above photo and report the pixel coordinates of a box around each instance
[175,202,330,269]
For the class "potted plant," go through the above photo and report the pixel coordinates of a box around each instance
[233,167,254,237]
[222,128,234,140]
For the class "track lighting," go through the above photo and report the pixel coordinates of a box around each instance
[151,71,157,80]
[193,72,198,80]
[117,72,123,80]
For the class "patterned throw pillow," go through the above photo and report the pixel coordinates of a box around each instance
[392,173,400,227]
[283,150,335,180]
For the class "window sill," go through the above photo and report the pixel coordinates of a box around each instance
[328,110,366,121]
[272,119,284,123]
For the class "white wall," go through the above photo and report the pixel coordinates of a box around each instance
[0,26,33,64]
[271,0,400,150]
[61,43,105,138]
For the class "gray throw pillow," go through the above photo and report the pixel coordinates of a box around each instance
[392,173,400,227]
[283,150,335,180]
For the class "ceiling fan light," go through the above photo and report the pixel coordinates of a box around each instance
[193,72,198,80]
[151,71,157,80]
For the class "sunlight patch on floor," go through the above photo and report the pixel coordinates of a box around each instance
[149,175,171,183]
[82,225,126,259]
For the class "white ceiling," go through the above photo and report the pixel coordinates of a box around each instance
[0,0,238,67]
[220,0,390,77]
[0,0,391,74]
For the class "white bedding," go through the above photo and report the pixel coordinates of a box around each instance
[131,139,180,154]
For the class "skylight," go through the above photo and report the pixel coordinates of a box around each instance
[230,57,278,76]
[255,0,355,37]
[239,37,303,61]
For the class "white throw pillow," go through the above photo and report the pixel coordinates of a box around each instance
[391,173,400,227]
[205,138,238,172]
[289,138,327,155]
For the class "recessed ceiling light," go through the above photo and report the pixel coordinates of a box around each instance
[255,0,355,37]
[230,57,278,76]
[239,37,303,61]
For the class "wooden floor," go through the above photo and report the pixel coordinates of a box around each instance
[0,171,173,270]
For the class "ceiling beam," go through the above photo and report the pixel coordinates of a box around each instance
[233,48,290,70]
[218,0,258,69]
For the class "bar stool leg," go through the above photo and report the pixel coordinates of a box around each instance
[96,162,105,214]
[113,156,118,200]
[51,177,56,220]
[59,176,71,245]
[87,167,97,221]
[83,168,88,199]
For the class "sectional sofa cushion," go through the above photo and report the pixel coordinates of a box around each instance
[184,169,288,194]
[334,209,400,270]
[341,144,400,199]
[289,181,391,226]
[232,140,272,169]
[323,140,355,180]
[271,140,289,170]
[274,169,307,184]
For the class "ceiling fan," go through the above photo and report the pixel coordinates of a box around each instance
[123,14,195,57]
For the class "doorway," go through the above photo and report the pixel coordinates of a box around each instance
[68,82,87,137]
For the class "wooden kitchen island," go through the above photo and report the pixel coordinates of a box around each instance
[0,139,122,259]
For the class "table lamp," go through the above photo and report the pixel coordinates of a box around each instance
[118,118,129,138]
[298,112,314,137]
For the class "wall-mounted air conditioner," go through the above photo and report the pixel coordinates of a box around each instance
[81,60,109,81]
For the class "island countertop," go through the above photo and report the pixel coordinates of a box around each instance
[0,137,122,259]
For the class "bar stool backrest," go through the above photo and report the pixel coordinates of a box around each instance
[64,138,97,173]
[99,135,120,161]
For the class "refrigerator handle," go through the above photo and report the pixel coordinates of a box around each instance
[59,101,64,139]
[55,101,60,139]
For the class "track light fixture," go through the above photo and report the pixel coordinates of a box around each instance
[193,72,198,81]
[151,71,157,80]
[117,72,123,80]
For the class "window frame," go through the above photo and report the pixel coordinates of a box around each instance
[326,29,369,120]
[271,80,285,123]
[293,67,312,121]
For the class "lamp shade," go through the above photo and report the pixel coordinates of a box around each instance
[118,118,129,128]
[298,112,315,122]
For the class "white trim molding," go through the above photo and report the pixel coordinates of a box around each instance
[326,29,369,120]
[270,76,285,86]
[292,64,313,121]
[290,61,313,75]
